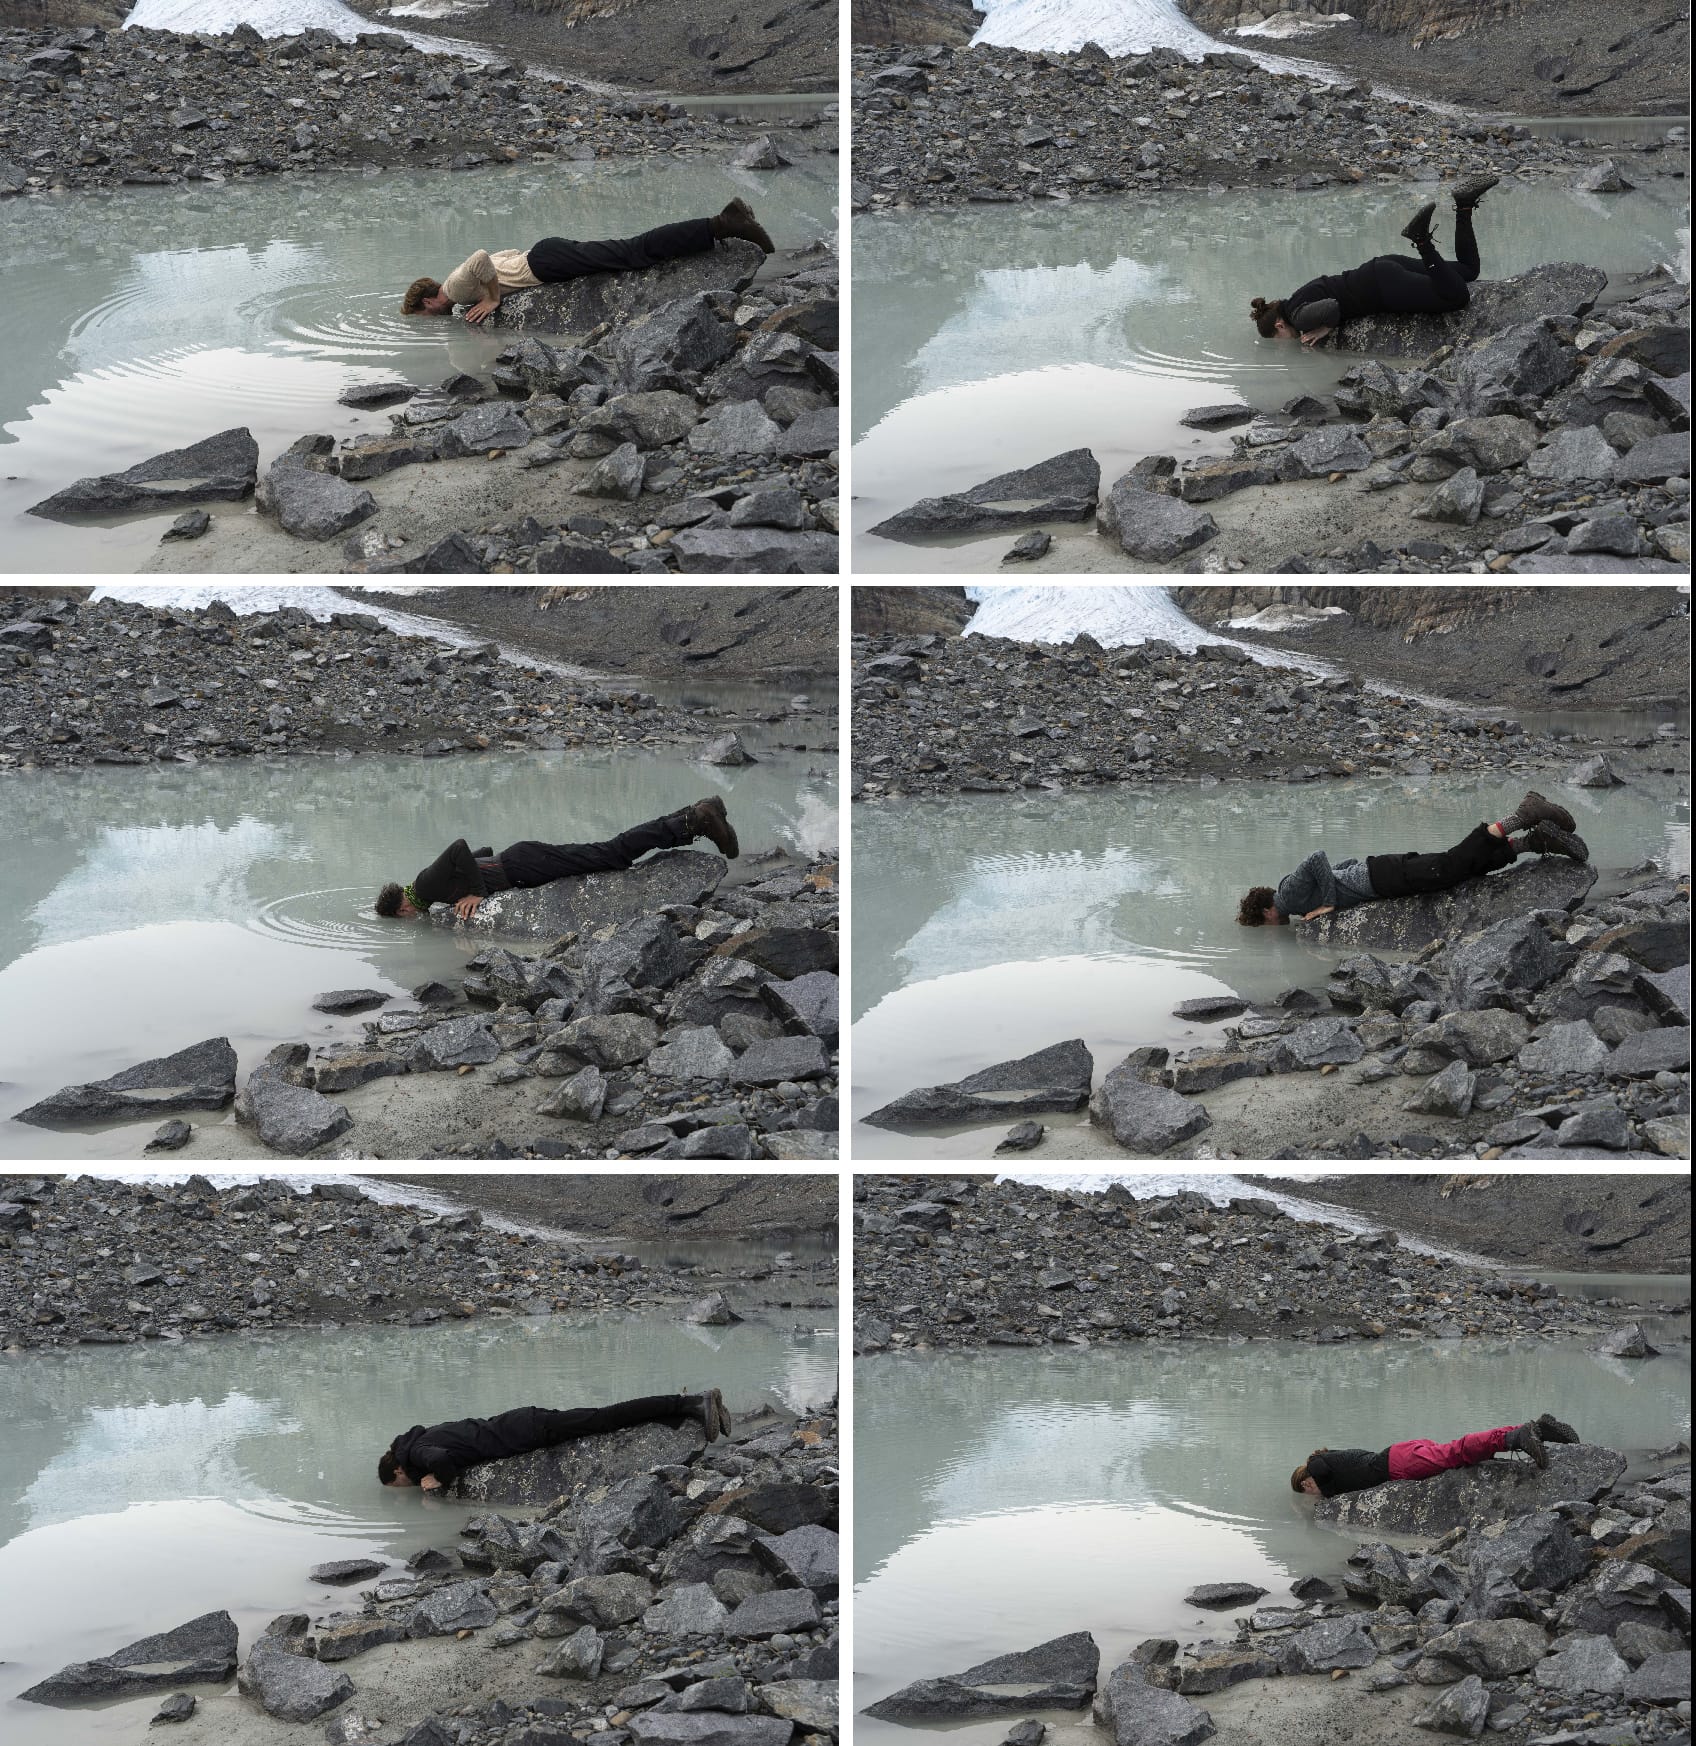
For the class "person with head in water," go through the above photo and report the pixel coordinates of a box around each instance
[1236,790,1586,929]
[401,200,776,324]
[380,1390,732,1492]
[1249,176,1499,348]
[374,795,738,922]
[1291,1413,1579,1497]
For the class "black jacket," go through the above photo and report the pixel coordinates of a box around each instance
[1306,1447,1392,1497]
[410,839,510,909]
[391,1407,556,1486]
[1286,263,1388,330]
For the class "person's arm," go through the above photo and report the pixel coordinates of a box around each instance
[441,250,501,324]
[1273,851,1329,922]
[413,838,488,910]
[1304,905,1336,920]
[407,1443,463,1488]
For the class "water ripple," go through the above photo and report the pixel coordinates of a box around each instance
[248,886,395,951]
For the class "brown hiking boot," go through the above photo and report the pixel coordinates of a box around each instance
[712,198,774,255]
[1503,1423,1548,1469]
[687,795,739,858]
[1500,790,1577,834]
[1450,173,1499,209]
[1535,1412,1580,1445]
[1520,821,1589,863]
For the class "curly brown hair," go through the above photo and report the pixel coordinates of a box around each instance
[375,882,405,917]
[1250,296,1288,338]
[378,1448,401,1485]
[1237,885,1275,926]
[402,275,441,315]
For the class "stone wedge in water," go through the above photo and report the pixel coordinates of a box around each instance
[28,428,259,519]
[1332,263,1608,359]
[20,1610,239,1705]
[870,450,1101,540]
[865,1631,1101,1718]
[428,851,727,940]
[457,1418,706,1507]
[1292,857,1596,953]
[16,1037,238,1126]
[1314,1443,1627,1535]
[864,1039,1094,1129]
[484,240,764,336]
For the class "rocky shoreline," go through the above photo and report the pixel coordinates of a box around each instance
[860,858,1689,1161]
[850,43,1687,213]
[850,625,1621,800]
[14,849,841,1161]
[0,591,820,770]
[2,24,834,196]
[22,1401,839,1746]
[0,1174,838,1354]
[851,1176,1684,1354]
[866,1445,1688,1746]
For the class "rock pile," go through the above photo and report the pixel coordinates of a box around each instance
[0,24,823,195]
[850,1178,1664,1354]
[0,1175,833,1352]
[851,627,1576,798]
[849,42,1677,211]
[0,592,733,768]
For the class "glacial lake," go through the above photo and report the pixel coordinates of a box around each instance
[851,180,1689,572]
[0,1294,838,1746]
[854,1328,1692,1746]
[850,762,1689,1159]
[0,156,838,574]
[0,743,838,1161]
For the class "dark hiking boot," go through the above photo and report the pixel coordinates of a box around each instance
[692,1388,726,1443]
[1535,1412,1580,1445]
[1504,1422,1548,1469]
[1451,173,1499,209]
[712,198,774,255]
[713,1391,733,1438]
[1500,790,1577,834]
[1400,200,1437,245]
[1520,821,1589,863]
[686,795,739,859]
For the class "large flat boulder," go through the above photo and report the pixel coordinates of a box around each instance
[863,1039,1094,1129]
[428,851,727,940]
[15,1037,238,1126]
[1293,857,1596,953]
[869,450,1101,540]
[1093,1661,1217,1746]
[1314,1443,1627,1535]
[27,428,259,519]
[20,1611,238,1705]
[1334,264,1608,359]
[865,1632,1100,1719]
[456,1419,706,1506]
[482,241,765,337]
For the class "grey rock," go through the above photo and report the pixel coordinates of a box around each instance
[1416,466,1484,526]
[648,1027,736,1081]
[17,1037,238,1126]
[733,1035,830,1086]
[872,450,1100,539]
[1612,431,1690,484]
[311,989,390,1015]
[1090,1065,1212,1152]
[1424,1618,1546,1677]
[145,1118,194,1151]
[1624,1650,1690,1704]
[1525,425,1621,482]
[1517,1019,1610,1077]
[627,1714,794,1746]
[487,242,763,336]
[1315,1444,1627,1534]
[458,1419,704,1507]
[1098,480,1218,560]
[584,442,646,501]
[668,528,838,573]
[726,1587,821,1638]
[538,1624,605,1678]
[310,1559,387,1585]
[865,1039,1093,1128]
[20,1612,239,1706]
[643,1582,731,1638]
[1332,264,1606,359]
[867,1633,1101,1719]
[1403,1059,1474,1117]
[762,971,839,1045]
[754,1524,839,1599]
[686,1291,742,1325]
[29,428,259,519]
[1183,1583,1267,1609]
[236,1638,353,1722]
[1598,1322,1658,1358]
[256,463,377,541]
[688,400,782,458]
[1415,1672,1488,1737]
[429,851,725,938]
[758,1680,837,1731]
[407,1580,498,1636]
[152,1692,196,1723]
[1534,1633,1629,1695]
[1604,1027,1690,1078]
[440,401,534,455]
[538,1064,607,1121]
[1092,1662,1216,1746]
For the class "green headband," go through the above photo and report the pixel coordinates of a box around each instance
[402,883,421,911]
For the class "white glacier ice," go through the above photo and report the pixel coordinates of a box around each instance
[963,584,1232,651]
[970,0,1328,75]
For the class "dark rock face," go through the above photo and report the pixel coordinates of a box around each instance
[237,1637,354,1722]
[864,1039,1094,1129]
[15,1037,238,1126]
[457,1420,706,1506]
[865,1632,1100,1718]
[486,243,765,337]
[1093,1661,1216,1746]
[1090,1063,1211,1153]
[1293,858,1597,953]
[1315,1444,1627,1535]
[870,450,1101,540]
[1334,265,1609,360]
[256,460,379,542]
[234,1066,354,1156]
[27,428,258,519]
[20,1611,239,1705]
[428,851,727,940]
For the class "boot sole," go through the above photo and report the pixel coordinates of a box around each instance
[1537,1413,1580,1444]
[703,1387,725,1442]
[699,796,740,858]
[1532,824,1589,863]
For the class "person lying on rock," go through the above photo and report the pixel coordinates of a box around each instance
[380,1389,732,1492]
[1291,1413,1579,1496]
[375,796,739,921]
[401,199,775,325]
[1250,176,1499,347]
[1237,790,1586,928]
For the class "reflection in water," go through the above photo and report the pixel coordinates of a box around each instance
[854,1336,1692,1743]
[851,181,1689,563]
[850,769,1689,1150]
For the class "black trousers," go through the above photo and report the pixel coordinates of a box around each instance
[496,808,691,889]
[508,1395,696,1451]
[1367,822,1516,899]
[1353,208,1481,315]
[526,218,714,282]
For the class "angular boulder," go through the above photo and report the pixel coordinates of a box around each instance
[457,1419,705,1506]
[1293,857,1595,953]
[20,1611,239,1705]
[238,1637,353,1722]
[16,1037,238,1126]
[428,851,726,939]
[234,1069,353,1155]
[484,241,764,337]
[28,429,259,519]
[1093,1661,1216,1746]
[256,461,378,542]
[863,1039,1093,1129]
[1098,479,1218,561]
[1333,264,1607,359]
[1090,1063,1211,1153]
[1314,1444,1627,1535]
[865,1632,1100,1719]
[869,450,1100,540]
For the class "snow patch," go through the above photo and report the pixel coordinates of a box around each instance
[970,0,1331,77]
[1234,10,1353,36]
[123,0,485,55]
[1226,604,1349,632]
[963,584,1228,651]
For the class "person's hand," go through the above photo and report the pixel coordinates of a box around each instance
[1299,326,1334,348]
[420,1474,443,1491]
[1304,905,1336,919]
[463,298,499,325]
[453,894,483,921]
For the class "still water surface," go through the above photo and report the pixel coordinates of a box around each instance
[1,1300,836,1746]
